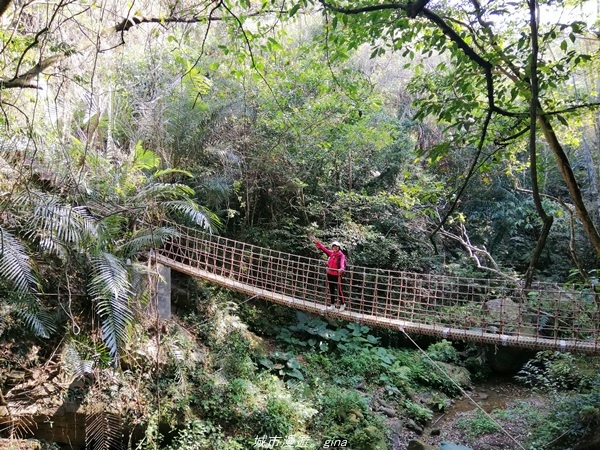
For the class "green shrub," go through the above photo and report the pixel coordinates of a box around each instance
[316,387,368,428]
[526,387,600,449]
[162,419,243,450]
[316,387,388,450]
[515,351,591,391]
[380,365,414,397]
[348,426,387,450]
[257,351,305,384]
[251,390,317,438]
[336,348,383,382]
[276,313,382,355]
[192,378,241,424]
[426,340,458,363]
[412,359,462,396]
[456,410,500,438]
[303,350,334,375]
[224,378,258,413]
[404,400,433,424]
[255,396,296,436]
[460,344,491,381]
[217,329,257,379]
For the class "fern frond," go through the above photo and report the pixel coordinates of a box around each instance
[0,226,37,293]
[96,216,128,246]
[151,168,194,180]
[31,202,97,244]
[89,252,133,359]
[96,294,132,360]
[132,183,195,202]
[86,409,123,450]
[2,289,56,338]
[63,344,95,377]
[164,200,219,230]
[132,141,159,171]
[118,227,178,256]
[183,64,213,95]
[17,307,56,339]
[15,191,97,255]
[89,252,130,297]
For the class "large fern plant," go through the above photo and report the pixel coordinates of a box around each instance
[0,226,57,338]
[1,142,217,360]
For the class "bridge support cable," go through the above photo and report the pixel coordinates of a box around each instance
[156,222,600,354]
[399,327,527,450]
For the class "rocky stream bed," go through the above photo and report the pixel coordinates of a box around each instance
[0,376,559,450]
[395,379,547,450]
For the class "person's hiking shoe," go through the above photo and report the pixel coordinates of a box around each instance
[338,304,346,312]
[325,304,335,311]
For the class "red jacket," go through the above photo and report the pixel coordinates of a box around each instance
[314,240,346,276]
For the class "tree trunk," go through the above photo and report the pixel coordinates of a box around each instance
[537,113,600,254]
[524,0,554,289]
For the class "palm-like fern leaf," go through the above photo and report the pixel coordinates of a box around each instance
[117,227,179,256]
[95,216,128,249]
[18,306,56,339]
[132,183,195,202]
[150,168,194,180]
[131,141,160,171]
[86,409,123,450]
[15,191,97,257]
[89,252,133,359]
[3,290,56,338]
[164,200,219,230]
[63,344,95,377]
[0,226,37,293]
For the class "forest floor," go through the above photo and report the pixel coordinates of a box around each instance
[394,378,549,450]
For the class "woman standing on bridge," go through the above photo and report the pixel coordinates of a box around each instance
[311,236,346,312]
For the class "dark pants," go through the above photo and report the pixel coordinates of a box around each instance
[326,273,345,305]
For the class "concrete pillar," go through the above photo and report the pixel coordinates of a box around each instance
[151,263,171,320]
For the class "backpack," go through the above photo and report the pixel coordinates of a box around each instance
[336,249,350,271]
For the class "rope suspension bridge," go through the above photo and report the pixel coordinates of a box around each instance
[156,223,600,354]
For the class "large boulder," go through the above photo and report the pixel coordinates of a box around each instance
[438,362,472,388]
[482,298,522,332]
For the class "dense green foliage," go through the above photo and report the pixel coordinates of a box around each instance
[1,0,599,355]
[0,0,600,449]
[127,287,600,449]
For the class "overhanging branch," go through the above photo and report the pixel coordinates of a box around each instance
[0,6,276,91]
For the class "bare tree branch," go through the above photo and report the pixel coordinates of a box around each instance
[439,223,518,280]
[0,6,274,91]
[113,9,276,32]
[0,55,61,89]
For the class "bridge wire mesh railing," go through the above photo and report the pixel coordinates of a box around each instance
[156,223,600,353]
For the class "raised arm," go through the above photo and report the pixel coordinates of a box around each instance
[311,236,332,255]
